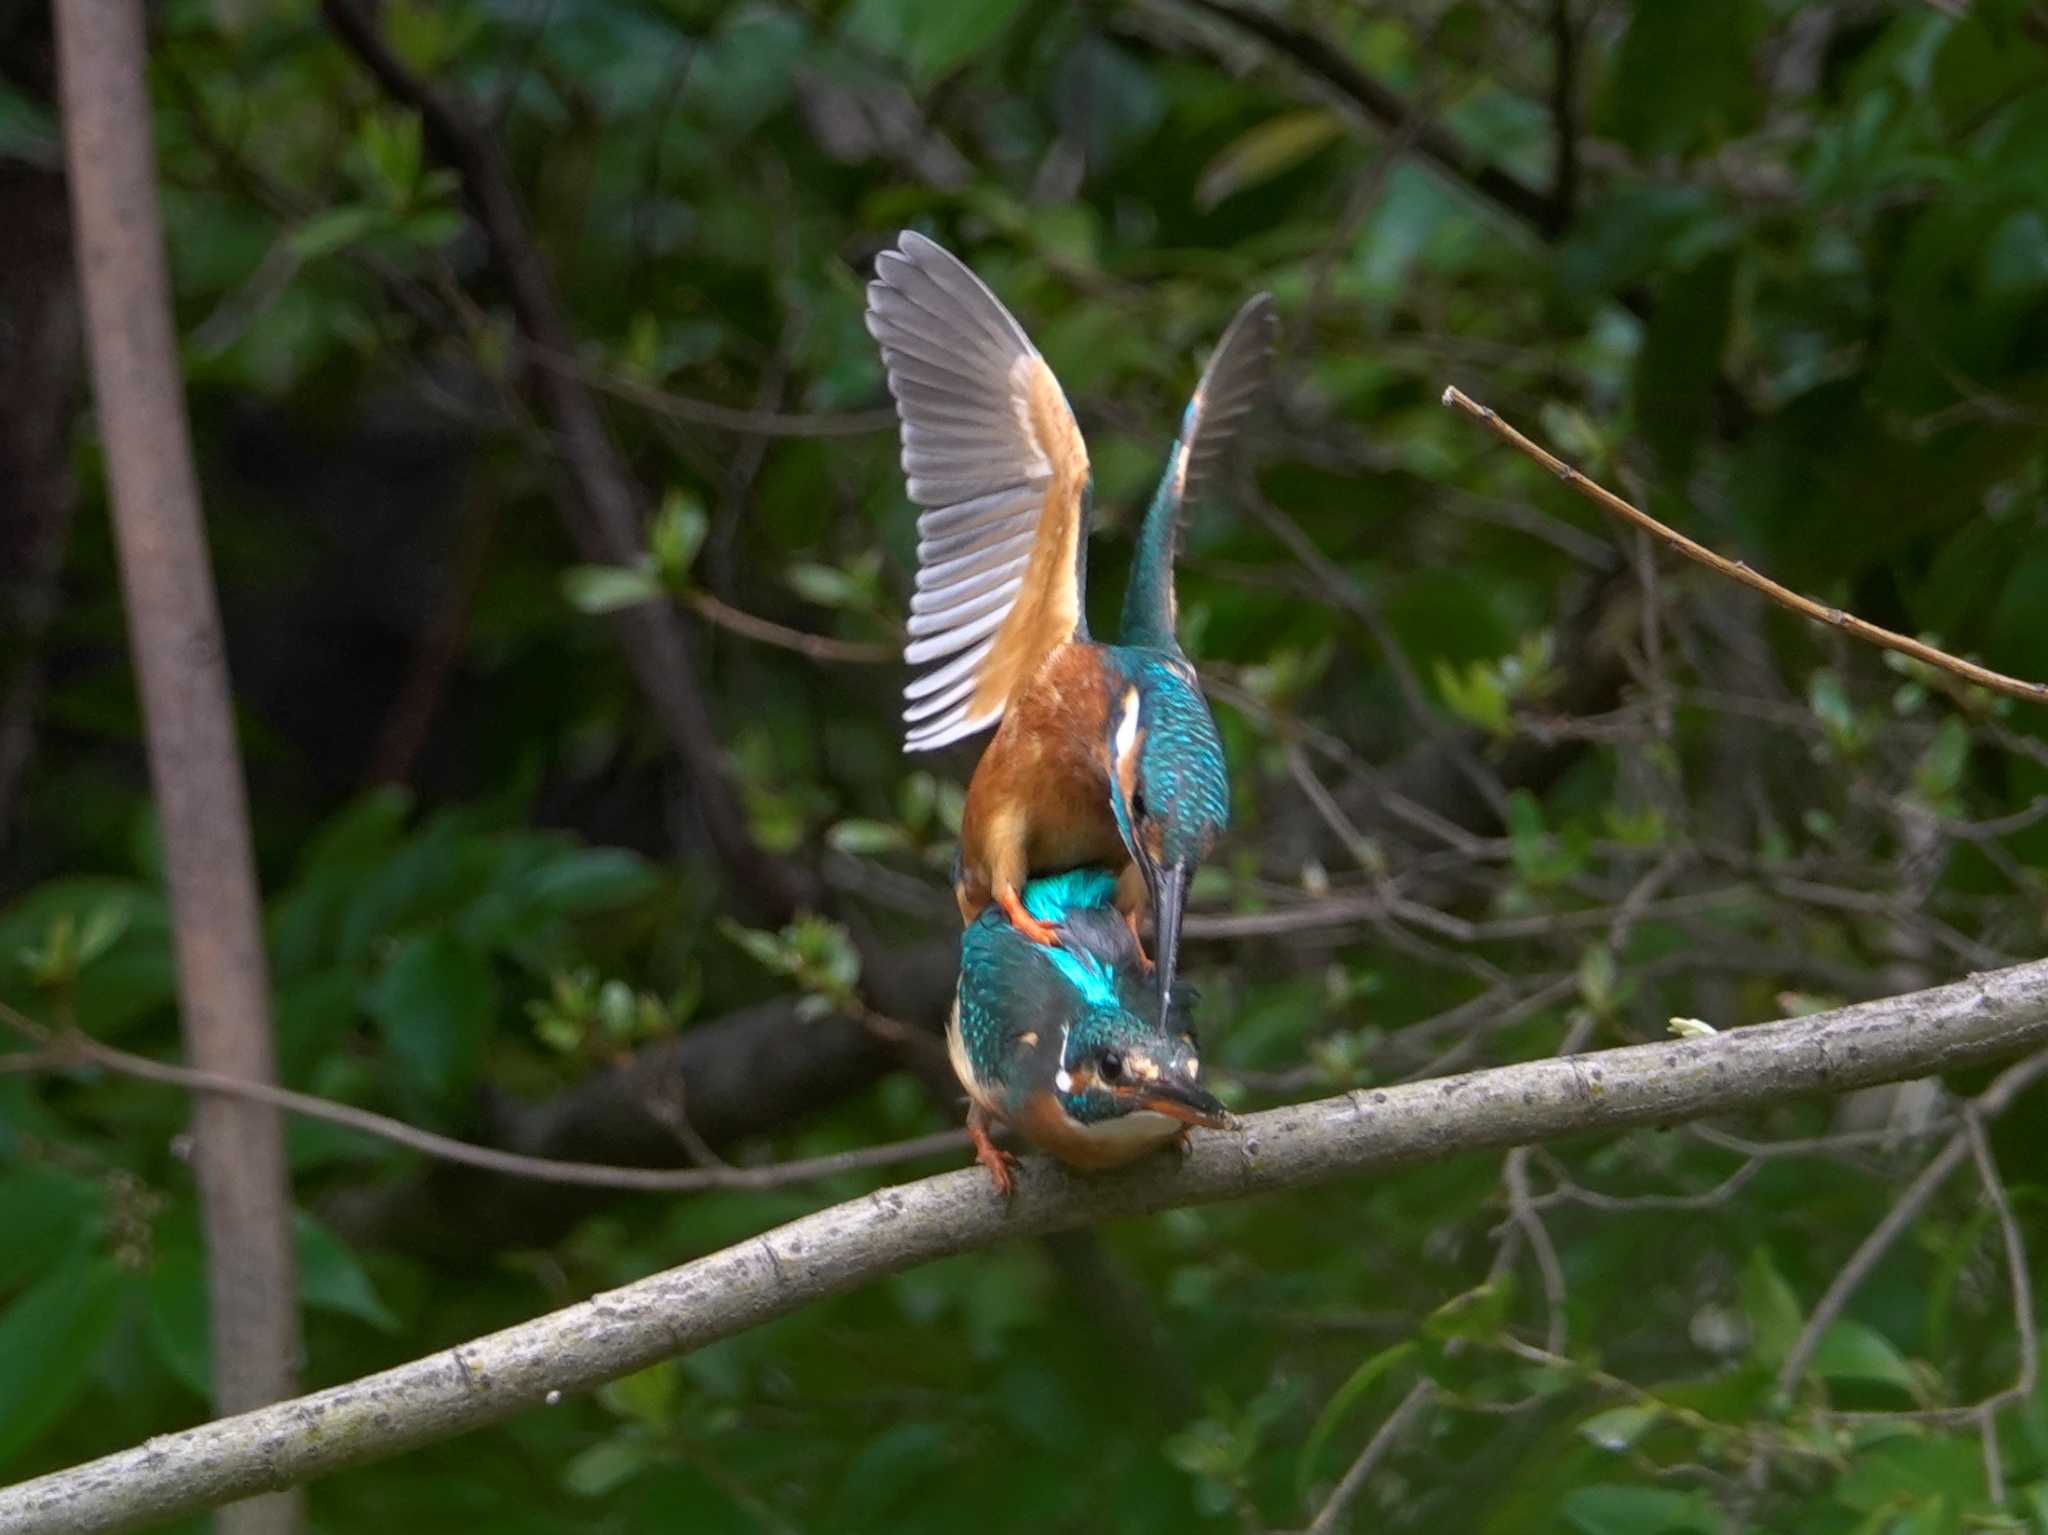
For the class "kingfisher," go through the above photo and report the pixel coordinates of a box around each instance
[950,867,1235,1195]
[866,231,1273,1020]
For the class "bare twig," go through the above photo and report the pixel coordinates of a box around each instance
[0,1000,965,1194]
[1771,1050,2048,1407]
[560,343,896,438]
[1248,489,1510,821]
[7,957,2048,1534]
[687,590,895,664]
[1820,1106,2037,1439]
[1502,1147,1568,1353]
[1303,1379,1435,1534]
[1442,388,2048,708]
[54,6,302,1530]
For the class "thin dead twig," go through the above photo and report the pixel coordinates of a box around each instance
[1442,387,2048,708]
[687,590,894,665]
[0,1000,966,1194]
[1302,1379,1435,1534]
[1772,1049,2048,1407]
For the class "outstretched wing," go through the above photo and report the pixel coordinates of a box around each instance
[1174,291,1277,513]
[867,232,1092,753]
[1118,292,1277,650]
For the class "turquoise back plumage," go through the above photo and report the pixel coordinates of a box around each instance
[956,869,1202,1124]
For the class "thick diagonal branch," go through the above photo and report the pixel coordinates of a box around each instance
[52,2,302,1530]
[7,958,2048,1535]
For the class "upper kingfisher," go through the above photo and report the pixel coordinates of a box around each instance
[865,231,1274,1021]
[951,867,1235,1195]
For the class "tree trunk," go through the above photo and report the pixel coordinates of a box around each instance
[51,4,303,1531]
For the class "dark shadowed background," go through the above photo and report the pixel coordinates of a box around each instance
[5,0,2048,1529]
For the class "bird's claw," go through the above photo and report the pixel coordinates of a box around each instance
[996,888,1064,948]
[978,1143,1021,1197]
[968,1108,1021,1199]
[1123,908,1154,971]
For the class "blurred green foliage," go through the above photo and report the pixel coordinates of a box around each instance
[5,0,2048,1530]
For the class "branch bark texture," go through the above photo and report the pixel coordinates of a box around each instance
[7,958,2048,1535]
[52,3,302,1530]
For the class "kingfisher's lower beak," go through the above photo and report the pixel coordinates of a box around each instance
[1131,1075,1235,1131]
[1146,860,1190,1020]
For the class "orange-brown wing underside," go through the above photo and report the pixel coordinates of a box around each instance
[865,232,1091,752]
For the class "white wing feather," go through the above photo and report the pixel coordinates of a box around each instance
[867,232,1080,752]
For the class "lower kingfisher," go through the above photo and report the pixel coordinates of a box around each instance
[950,868,1236,1196]
[865,231,1274,1020]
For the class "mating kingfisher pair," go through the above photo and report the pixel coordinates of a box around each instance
[866,232,1273,1192]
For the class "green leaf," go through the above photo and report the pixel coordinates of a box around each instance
[786,562,857,609]
[825,819,912,855]
[145,1246,212,1399]
[648,491,709,584]
[599,1361,678,1426]
[0,1253,127,1467]
[287,205,388,263]
[843,0,1028,86]
[518,848,661,916]
[1578,1404,1663,1454]
[0,81,59,168]
[561,563,663,615]
[563,1438,651,1498]
[1422,1280,1514,1346]
[1914,717,1970,804]
[396,207,463,251]
[0,878,174,1037]
[364,932,496,1105]
[1296,1341,1416,1498]
[1600,0,1762,156]
[1635,253,1736,479]
[1564,1484,1720,1535]
[1835,1436,1983,1513]
[296,1213,399,1331]
[1195,110,1344,210]
[1578,943,1619,1016]
[1742,1248,1803,1374]
[0,1167,103,1291]
[358,108,424,201]
[837,1420,955,1527]
[1812,1320,1916,1395]
[1434,657,1511,737]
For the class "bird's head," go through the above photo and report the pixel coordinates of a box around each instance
[1026,893,1231,1134]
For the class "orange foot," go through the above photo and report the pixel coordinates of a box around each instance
[967,1107,1020,1198]
[1124,908,1154,971]
[996,885,1062,947]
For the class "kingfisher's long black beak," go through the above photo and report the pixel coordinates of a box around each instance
[1135,1073,1235,1130]
[1147,859,1191,1022]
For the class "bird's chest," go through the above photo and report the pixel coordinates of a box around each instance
[971,645,1125,866]
[1012,1092,1183,1170]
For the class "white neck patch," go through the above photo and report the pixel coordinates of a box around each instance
[1112,688,1141,771]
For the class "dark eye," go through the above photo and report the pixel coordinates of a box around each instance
[1099,1051,1124,1082]
[1131,793,1148,821]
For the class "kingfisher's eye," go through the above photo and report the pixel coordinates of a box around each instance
[1131,793,1148,822]
[1099,1051,1124,1082]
